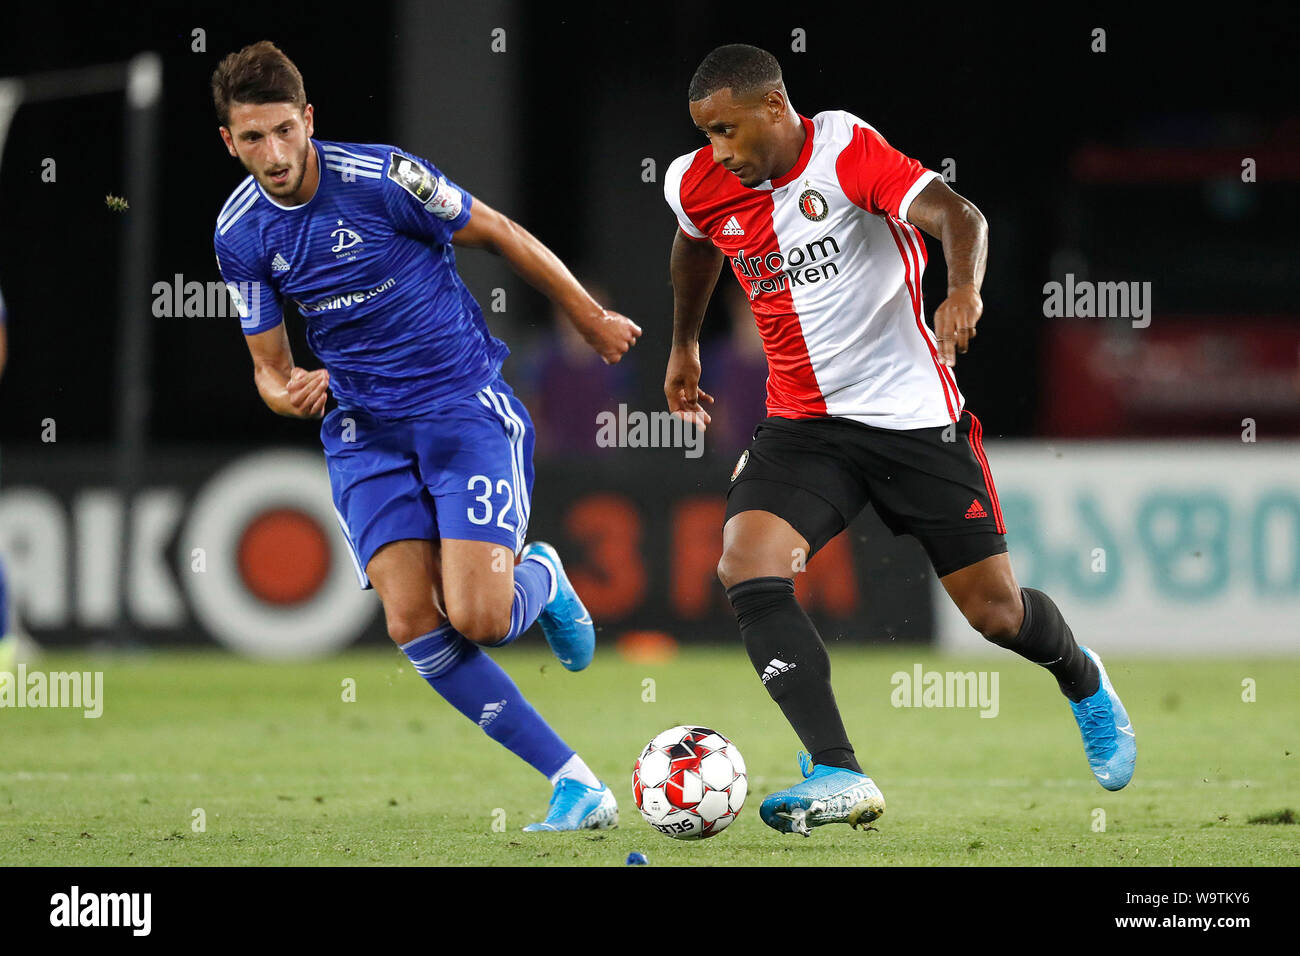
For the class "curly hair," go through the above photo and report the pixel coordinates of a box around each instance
[688,44,783,102]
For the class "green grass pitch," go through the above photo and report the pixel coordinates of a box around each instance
[2,645,1296,866]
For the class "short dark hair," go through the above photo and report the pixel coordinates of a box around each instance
[688,44,783,102]
[211,41,306,127]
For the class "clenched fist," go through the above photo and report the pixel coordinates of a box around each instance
[581,309,642,365]
[286,366,330,418]
[932,285,983,368]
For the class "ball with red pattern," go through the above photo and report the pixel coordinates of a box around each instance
[632,725,748,839]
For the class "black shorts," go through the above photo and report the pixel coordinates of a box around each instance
[725,410,1008,577]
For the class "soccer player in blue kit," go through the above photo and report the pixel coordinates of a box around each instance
[211,42,641,831]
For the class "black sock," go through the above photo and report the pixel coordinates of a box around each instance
[1000,587,1100,702]
[725,576,861,773]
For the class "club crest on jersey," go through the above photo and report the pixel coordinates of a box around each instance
[798,187,829,221]
[730,449,749,481]
[386,152,463,221]
[330,221,363,254]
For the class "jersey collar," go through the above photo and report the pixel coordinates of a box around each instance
[767,115,815,190]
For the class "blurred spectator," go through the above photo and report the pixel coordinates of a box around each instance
[515,282,639,458]
[704,282,768,458]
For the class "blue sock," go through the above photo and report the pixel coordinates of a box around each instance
[400,624,573,779]
[489,556,554,648]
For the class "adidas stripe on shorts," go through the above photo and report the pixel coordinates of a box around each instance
[724,409,1007,578]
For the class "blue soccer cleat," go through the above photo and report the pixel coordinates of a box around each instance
[759,752,886,837]
[519,541,595,672]
[522,779,619,832]
[1069,646,1137,791]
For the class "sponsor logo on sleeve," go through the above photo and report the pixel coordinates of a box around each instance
[387,152,437,202]
[386,152,464,220]
[423,176,464,220]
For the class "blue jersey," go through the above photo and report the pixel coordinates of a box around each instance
[213,140,508,419]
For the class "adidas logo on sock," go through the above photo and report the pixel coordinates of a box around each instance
[964,498,987,519]
[271,252,291,273]
[721,215,745,236]
[761,658,796,684]
[478,699,508,727]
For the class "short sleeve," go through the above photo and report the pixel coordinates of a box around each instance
[213,239,283,335]
[663,153,710,241]
[381,149,474,244]
[835,122,941,221]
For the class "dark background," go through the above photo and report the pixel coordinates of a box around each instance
[0,1,1296,453]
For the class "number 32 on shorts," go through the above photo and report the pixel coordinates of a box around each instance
[466,474,516,531]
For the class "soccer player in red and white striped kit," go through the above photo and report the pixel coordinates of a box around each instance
[662,44,1135,836]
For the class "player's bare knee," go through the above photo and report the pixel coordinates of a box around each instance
[966,595,1022,644]
[716,552,738,590]
[446,606,510,646]
[717,550,757,590]
[386,612,442,646]
[717,549,790,591]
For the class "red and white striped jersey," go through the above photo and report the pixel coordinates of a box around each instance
[665,110,962,429]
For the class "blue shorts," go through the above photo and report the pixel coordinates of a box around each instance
[321,377,535,589]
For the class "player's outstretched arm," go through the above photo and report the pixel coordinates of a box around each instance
[451,198,641,365]
[244,323,330,418]
[664,230,725,429]
[906,179,988,367]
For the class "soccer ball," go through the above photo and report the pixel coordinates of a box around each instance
[633,725,747,839]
